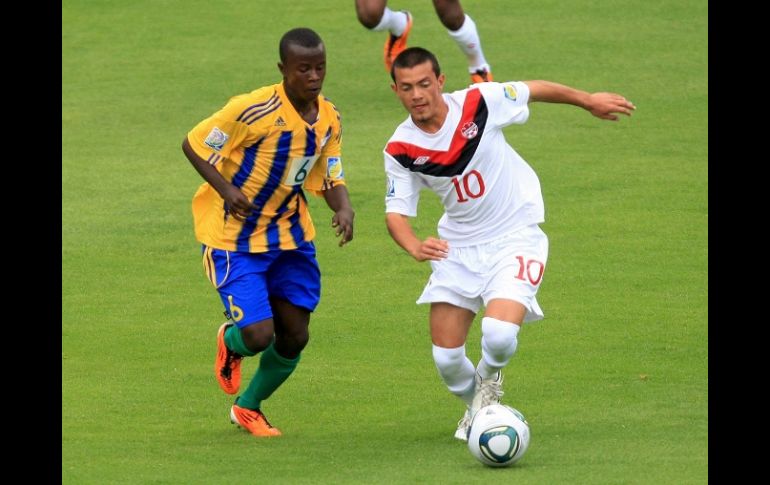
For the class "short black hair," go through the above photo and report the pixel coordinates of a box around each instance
[279,28,324,63]
[390,47,441,82]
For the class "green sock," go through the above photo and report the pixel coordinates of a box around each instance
[236,344,300,410]
[224,325,256,357]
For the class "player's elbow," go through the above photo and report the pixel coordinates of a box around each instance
[385,212,409,236]
[385,211,402,226]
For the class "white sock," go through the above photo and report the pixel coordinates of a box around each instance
[373,8,408,36]
[432,344,476,406]
[446,14,490,73]
[477,317,520,379]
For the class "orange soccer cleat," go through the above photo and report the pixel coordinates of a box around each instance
[230,405,282,437]
[383,11,413,72]
[215,322,243,395]
[470,68,494,84]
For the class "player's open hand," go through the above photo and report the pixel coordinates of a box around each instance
[587,92,635,121]
[414,237,449,262]
[331,207,354,247]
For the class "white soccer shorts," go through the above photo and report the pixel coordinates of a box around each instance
[416,225,549,322]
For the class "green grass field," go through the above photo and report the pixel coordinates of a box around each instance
[62,0,707,483]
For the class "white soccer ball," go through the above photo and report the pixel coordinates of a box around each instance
[467,404,530,467]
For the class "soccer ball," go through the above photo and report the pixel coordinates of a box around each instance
[467,404,530,467]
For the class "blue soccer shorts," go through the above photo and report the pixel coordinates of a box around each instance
[201,241,321,328]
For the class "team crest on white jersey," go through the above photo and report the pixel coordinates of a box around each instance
[504,84,518,101]
[204,127,229,151]
[414,156,430,166]
[461,121,479,139]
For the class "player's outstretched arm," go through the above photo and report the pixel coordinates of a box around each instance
[386,212,448,262]
[322,185,355,247]
[525,80,635,121]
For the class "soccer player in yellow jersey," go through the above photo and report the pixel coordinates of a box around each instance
[181,28,355,437]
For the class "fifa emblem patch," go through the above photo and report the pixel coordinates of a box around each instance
[504,84,518,101]
[386,178,395,197]
[327,157,344,179]
[204,127,229,151]
[461,121,479,139]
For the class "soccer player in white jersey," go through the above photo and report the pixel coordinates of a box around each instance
[383,47,634,441]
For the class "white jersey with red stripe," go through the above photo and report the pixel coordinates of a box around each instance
[384,81,545,246]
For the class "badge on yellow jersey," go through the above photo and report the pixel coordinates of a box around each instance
[327,157,344,179]
[204,127,229,151]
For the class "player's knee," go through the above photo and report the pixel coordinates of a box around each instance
[275,325,309,357]
[356,8,383,29]
[481,317,520,366]
[432,0,465,30]
[240,322,274,353]
[289,326,310,352]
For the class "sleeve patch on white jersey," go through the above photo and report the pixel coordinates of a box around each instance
[386,177,395,197]
[204,127,229,151]
[504,84,518,101]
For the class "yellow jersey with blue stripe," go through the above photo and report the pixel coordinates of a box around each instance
[187,82,346,253]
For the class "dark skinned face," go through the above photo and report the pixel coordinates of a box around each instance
[278,43,326,106]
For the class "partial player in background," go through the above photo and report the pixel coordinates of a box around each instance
[355,0,494,83]
[383,47,634,441]
[181,28,354,437]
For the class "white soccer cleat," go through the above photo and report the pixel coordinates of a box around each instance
[454,407,472,441]
[471,371,504,416]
